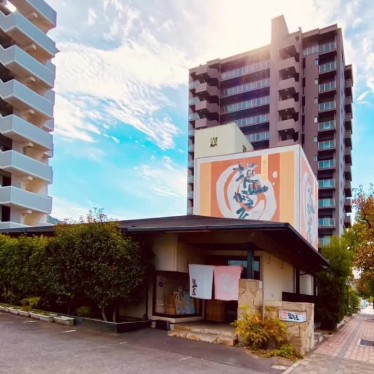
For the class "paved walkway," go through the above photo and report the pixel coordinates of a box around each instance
[287,306,374,373]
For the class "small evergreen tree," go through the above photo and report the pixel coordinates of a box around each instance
[316,237,353,329]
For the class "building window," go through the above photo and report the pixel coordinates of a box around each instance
[315,78,318,85]
[153,271,202,317]
[314,117,318,123]
[314,59,319,65]
[314,136,318,142]
[314,156,318,161]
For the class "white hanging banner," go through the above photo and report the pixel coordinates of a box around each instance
[189,264,214,299]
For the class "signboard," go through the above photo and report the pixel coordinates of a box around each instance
[279,310,307,323]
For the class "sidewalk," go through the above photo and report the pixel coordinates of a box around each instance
[286,306,374,373]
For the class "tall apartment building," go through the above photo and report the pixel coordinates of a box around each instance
[187,16,353,247]
[0,0,57,228]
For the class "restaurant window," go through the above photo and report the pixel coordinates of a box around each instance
[153,271,202,317]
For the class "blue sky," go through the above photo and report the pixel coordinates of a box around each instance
[46,0,374,221]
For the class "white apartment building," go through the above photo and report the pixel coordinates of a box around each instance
[0,0,57,228]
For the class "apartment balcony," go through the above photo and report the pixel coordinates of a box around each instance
[188,144,194,152]
[187,176,194,184]
[0,186,51,214]
[278,77,297,95]
[0,221,28,229]
[345,131,352,147]
[345,147,352,164]
[187,160,194,168]
[187,191,194,199]
[195,118,218,129]
[42,119,54,132]
[318,179,335,190]
[0,45,54,89]
[319,81,336,93]
[195,82,219,98]
[188,97,200,108]
[318,101,336,113]
[277,118,297,134]
[189,81,197,92]
[345,78,353,89]
[319,41,337,54]
[195,100,220,115]
[188,128,195,137]
[318,218,336,228]
[345,180,352,197]
[248,131,269,143]
[10,0,57,31]
[344,215,351,228]
[194,65,219,81]
[345,96,353,106]
[0,114,52,150]
[319,198,336,209]
[278,97,298,114]
[344,164,352,181]
[318,120,336,133]
[345,113,352,131]
[279,56,299,76]
[318,140,336,152]
[318,159,336,170]
[345,198,352,213]
[0,150,52,183]
[0,79,53,120]
[187,207,193,215]
[319,61,336,74]
[0,11,58,61]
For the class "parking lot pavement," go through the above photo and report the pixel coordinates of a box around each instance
[0,312,286,374]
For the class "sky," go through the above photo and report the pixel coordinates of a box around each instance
[44,0,374,221]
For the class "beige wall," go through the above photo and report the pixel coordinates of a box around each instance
[262,253,294,301]
[152,233,178,271]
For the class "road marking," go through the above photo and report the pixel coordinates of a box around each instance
[179,356,192,361]
[23,320,36,323]
[62,329,76,333]
[119,341,128,344]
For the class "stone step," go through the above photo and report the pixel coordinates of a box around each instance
[173,324,236,338]
[168,330,237,347]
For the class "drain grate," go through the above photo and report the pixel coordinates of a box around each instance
[360,339,374,347]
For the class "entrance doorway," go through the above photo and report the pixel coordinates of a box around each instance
[205,255,260,323]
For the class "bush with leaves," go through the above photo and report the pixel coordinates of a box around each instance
[48,209,153,321]
[235,308,289,350]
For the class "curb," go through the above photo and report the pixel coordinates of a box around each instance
[282,359,304,373]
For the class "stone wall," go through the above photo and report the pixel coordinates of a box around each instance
[265,301,314,356]
[237,280,314,356]
[237,279,263,317]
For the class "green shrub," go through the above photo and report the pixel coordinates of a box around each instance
[21,296,41,311]
[235,308,289,350]
[76,306,92,317]
[348,288,360,315]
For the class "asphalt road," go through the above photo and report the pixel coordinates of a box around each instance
[0,312,286,374]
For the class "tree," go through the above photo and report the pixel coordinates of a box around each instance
[344,184,374,303]
[49,209,153,321]
[316,237,353,329]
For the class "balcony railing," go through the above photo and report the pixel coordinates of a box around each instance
[319,61,336,74]
[188,113,200,121]
[319,101,336,112]
[187,191,194,199]
[230,114,269,128]
[248,131,270,143]
[221,78,270,97]
[319,179,335,189]
[319,81,336,93]
[318,218,336,227]
[318,140,336,150]
[222,96,270,113]
[221,60,270,80]
[319,41,336,54]
[187,176,194,183]
[318,159,336,170]
[318,120,336,131]
[319,199,336,208]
